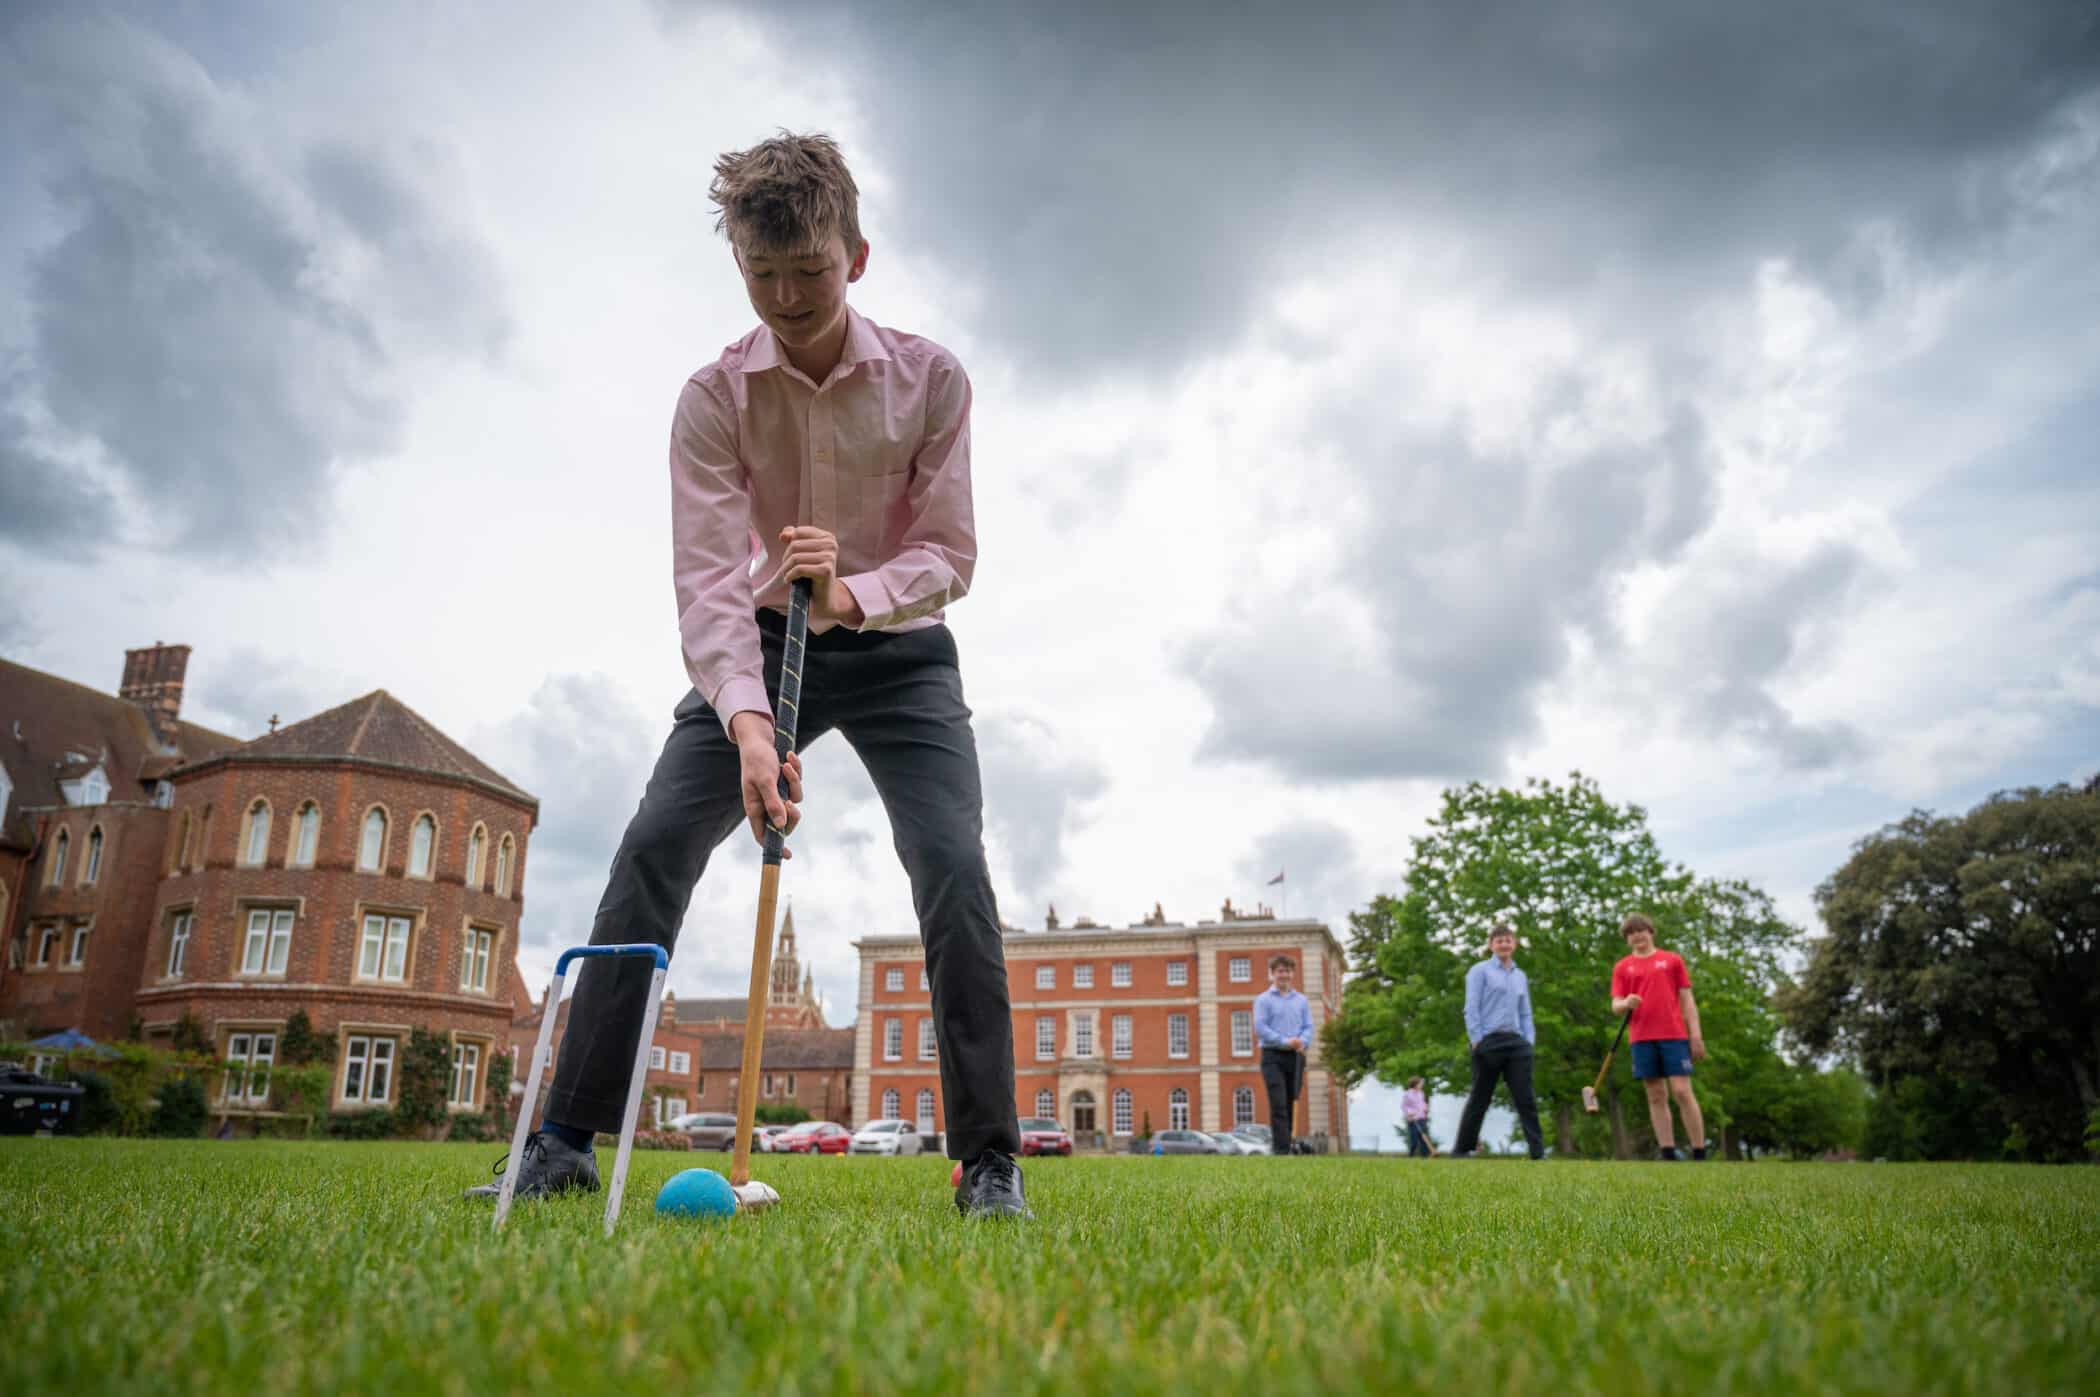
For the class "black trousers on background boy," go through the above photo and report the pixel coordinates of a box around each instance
[543,611,1020,1163]
[1260,1045,1303,1154]
[1453,1030,1546,1159]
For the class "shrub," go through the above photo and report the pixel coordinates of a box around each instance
[327,1109,399,1141]
[272,1065,334,1136]
[170,1012,211,1056]
[72,1071,121,1134]
[279,1010,333,1067]
[755,1103,810,1125]
[635,1130,692,1151]
[394,1028,453,1137]
[446,1113,500,1143]
[150,1077,209,1138]
[485,1052,513,1129]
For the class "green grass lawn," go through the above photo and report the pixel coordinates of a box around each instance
[5,1141,2097,1395]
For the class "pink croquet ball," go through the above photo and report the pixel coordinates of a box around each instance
[950,1161,963,1188]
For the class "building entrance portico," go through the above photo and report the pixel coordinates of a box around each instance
[1070,1090,1096,1135]
[1058,1064,1109,1149]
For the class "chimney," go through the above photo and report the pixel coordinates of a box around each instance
[121,643,192,744]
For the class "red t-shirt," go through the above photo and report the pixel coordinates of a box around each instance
[1612,949,1690,1042]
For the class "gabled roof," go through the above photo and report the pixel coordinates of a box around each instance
[698,1028,855,1072]
[672,996,751,1026]
[0,657,242,851]
[180,690,536,809]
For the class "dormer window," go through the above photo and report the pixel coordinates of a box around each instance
[81,768,108,805]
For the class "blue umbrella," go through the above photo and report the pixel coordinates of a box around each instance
[29,1029,111,1055]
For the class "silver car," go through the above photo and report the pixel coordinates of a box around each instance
[849,1118,926,1155]
[670,1112,741,1151]
[1150,1129,1222,1155]
[1206,1131,1260,1155]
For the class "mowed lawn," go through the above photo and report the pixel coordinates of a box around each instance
[5,1141,2097,1396]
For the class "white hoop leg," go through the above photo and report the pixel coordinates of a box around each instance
[603,964,668,1236]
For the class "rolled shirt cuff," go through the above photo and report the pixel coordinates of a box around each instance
[711,675,772,741]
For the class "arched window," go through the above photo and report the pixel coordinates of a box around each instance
[408,815,436,879]
[292,803,320,867]
[170,811,192,875]
[83,827,104,884]
[465,825,487,889]
[1112,1088,1133,1135]
[241,800,271,867]
[494,835,514,897]
[1233,1086,1256,1127]
[1168,1087,1189,1131]
[881,1088,900,1120]
[915,1088,937,1133]
[359,808,388,872]
[195,805,212,870]
[46,829,68,886]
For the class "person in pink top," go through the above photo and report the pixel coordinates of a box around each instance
[465,132,1027,1219]
[1400,1077,1435,1157]
[1610,913,1708,1161]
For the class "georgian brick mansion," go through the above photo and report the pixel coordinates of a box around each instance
[0,644,536,1118]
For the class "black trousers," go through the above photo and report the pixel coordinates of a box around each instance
[544,615,1020,1162]
[1260,1046,1304,1154]
[1453,1031,1545,1158]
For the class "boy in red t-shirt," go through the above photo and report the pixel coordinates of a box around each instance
[1609,913,1708,1160]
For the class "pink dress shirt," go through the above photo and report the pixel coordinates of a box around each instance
[669,306,976,737]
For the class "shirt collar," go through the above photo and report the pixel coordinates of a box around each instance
[739,306,892,378]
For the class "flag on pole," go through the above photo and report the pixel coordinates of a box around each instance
[1267,870,1285,886]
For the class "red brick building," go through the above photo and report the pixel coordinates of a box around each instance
[1,646,536,1120]
[853,902,1349,1148]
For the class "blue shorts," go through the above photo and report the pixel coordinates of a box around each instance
[1631,1038,1693,1079]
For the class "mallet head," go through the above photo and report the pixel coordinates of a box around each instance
[732,1180,780,1213]
[1581,1085,1600,1114]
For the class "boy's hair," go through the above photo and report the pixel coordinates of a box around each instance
[1406,1076,1425,1090]
[709,131,863,255]
[1268,954,1296,973]
[1621,913,1656,938]
[1487,922,1516,941]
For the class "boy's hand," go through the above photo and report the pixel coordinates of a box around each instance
[1690,1035,1707,1061]
[1621,993,1642,1010]
[729,711,804,853]
[779,526,865,629]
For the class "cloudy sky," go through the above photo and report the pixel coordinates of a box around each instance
[4,2,2096,1145]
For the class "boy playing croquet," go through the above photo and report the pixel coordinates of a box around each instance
[466,131,1028,1217]
[1610,913,1707,1161]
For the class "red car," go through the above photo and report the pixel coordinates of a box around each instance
[1017,1116,1073,1157]
[775,1120,851,1155]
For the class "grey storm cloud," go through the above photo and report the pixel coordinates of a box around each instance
[0,13,507,560]
[974,711,1109,913]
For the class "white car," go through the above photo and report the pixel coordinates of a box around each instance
[1207,1131,1261,1155]
[849,1118,927,1155]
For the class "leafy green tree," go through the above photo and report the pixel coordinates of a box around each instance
[1784,782,2100,1161]
[1325,774,1799,1156]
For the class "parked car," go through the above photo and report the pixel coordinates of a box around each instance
[754,1124,794,1152]
[1207,1131,1261,1155]
[1231,1125,1275,1155]
[1150,1129,1221,1155]
[670,1112,742,1151]
[849,1118,926,1155]
[0,1062,84,1135]
[775,1120,851,1155]
[1016,1116,1073,1157]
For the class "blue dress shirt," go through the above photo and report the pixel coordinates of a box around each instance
[1464,957,1535,1046]
[1254,987,1313,1050]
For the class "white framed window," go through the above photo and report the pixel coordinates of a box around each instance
[1111,962,1131,987]
[83,827,104,884]
[1036,1016,1056,1060]
[450,1042,481,1107]
[342,1035,396,1104]
[241,908,295,976]
[916,1088,936,1133]
[1035,1088,1055,1117]
[241,801,270,867]
[80,769,108,805]
[465,825,486,888]
[650,1045,666,1070]
[1073,964,1094,989]
[1167,960,1188,987]
[292,803,320,867]
[34,924,59,966]
[1229,956,1251,983]
[221,1032,276,1105]
[883,1018,903,1061]
[1168,1013,1189,1058]
[358,808,387,872]
[1169,1087,1189,1131]
[762,1073,774,1097]
[1231,1009,1254,1056]
[882,1088,901,1119]
[785,1073,796,1097]
[1112,1088,1133,1135]
[655,1095,686,1125]
[669,1051,690,1075]
[408,815,436,879]
[918,1018,937,1061]
[1111,1013,1132,1059]
[1035,964,1054,990]
[46,829,68,886]
[356,913,412,982]
[461,927,494,993]
[66,924,90,967]
[1234,1086,1256,1126]
[919,966,930,991]
[1073,1013,1094,1058]
[885,967,904,992]
[494,836,514,896]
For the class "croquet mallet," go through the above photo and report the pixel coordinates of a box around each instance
[1581,1011,1633,1114]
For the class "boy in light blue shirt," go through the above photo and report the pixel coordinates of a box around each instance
[1253,955,1315,1154]
[1451,923,1546,1159]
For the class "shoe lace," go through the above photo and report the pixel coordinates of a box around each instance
[972,1151,1019,1191]
[490,1131,545,1179]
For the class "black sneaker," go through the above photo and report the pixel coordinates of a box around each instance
[462,1130,600,1202]
[954,1151,1031,1219]
[1657,1146,1685,1162]
[1692,1147,1709,1161]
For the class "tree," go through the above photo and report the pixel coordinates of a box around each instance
[1324,774,1801,1156]
[1784,782,2100,1161]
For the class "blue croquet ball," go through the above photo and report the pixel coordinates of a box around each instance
[655,1167,738,1220]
